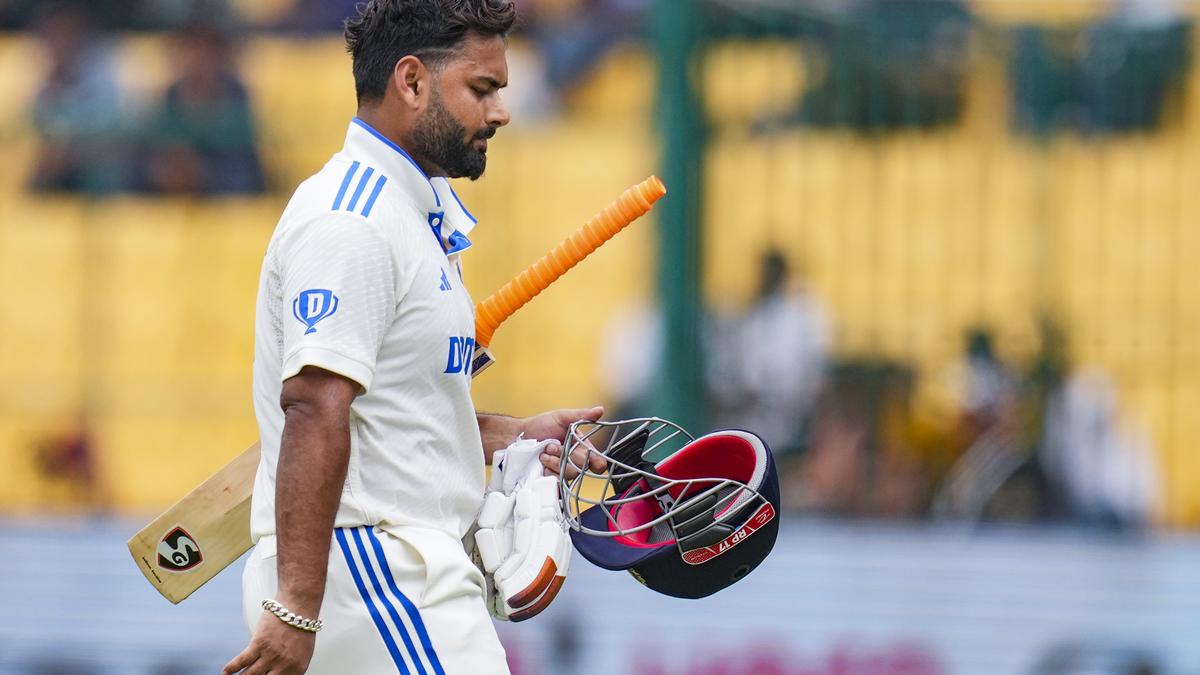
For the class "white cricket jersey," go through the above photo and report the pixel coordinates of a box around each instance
[250,118,485,542]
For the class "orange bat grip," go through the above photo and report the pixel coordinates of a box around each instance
[474,175,666,348]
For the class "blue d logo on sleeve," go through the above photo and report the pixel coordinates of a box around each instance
[293,289,339,335]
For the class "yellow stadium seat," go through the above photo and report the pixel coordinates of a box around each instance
[0,35,40,131]
[0,197,88,395]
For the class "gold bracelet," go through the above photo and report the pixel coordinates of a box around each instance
[261,598,323,633]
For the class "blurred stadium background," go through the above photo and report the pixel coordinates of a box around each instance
[1,0,1199,673]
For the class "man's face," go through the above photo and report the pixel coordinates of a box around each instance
[411,32,510,180]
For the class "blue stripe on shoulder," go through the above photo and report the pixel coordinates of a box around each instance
[365,528,446,675]
[346,166,376,213]
[332,161,361,211]
[335,528,411,674]
[362,174,389,218]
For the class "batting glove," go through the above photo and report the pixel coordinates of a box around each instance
[472,438,571,622]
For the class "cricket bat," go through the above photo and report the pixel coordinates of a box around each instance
[129,176,667,603]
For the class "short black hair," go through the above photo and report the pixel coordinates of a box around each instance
[345,0,516,104]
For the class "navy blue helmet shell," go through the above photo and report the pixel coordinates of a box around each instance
[560,419,780,599]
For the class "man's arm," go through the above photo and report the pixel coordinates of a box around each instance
[477,413,523,463]
[224,366,358,675]
[275,367,358,618]
[478,407,607,476]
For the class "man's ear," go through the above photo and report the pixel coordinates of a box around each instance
[392,55,428,110]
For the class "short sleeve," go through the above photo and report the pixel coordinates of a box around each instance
[276,213,398,391]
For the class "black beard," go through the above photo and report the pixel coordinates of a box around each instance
[411,95,491,181]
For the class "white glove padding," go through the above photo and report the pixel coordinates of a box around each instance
[473,438,571,622]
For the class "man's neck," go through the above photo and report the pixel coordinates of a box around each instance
[355,108,445,178]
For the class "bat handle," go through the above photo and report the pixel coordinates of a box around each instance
[470,345,496,378]
[475,176,666,348]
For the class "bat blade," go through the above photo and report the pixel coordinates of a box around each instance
[127,443,260,604]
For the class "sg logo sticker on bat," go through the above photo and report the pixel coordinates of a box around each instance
[157,526,204,573]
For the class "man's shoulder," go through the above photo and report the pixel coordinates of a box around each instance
[287,155,385,218]
[282,153,422,228]
[267,156,427,262]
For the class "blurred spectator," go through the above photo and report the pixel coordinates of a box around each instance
[767,0,972,132]
[931,327,1048,522]
[1011,4,1191,136]
[1,0,212,29]
[792,360,932,517]
[139,22,265,194]
[28,2,127,193]
[871,365,935,516]
[961,330,1015,418]
[947,328,1019,436]
[1020,320,1157,528]
[1039,370,1159,528]
[136,0,232,30]
[932,321,1160,528]
[0,0,34,28]
[516,0,645,108]
[274,0,361,33]
[787,365,869,514]
[34,422,105,511]
[709,249,829,457]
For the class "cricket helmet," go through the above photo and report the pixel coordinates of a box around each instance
[559,417,780,599]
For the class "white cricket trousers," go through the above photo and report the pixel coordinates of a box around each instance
[242,525,509,675]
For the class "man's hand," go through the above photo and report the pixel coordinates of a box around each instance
[222,612,316,675]
[519,406,607,478]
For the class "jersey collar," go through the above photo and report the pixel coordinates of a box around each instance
[344,118,477,240]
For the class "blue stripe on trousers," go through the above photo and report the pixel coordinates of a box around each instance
[335,528,410,675]
[365,527,447,675]
[350,527,428,675]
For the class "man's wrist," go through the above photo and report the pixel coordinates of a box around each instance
[275,588,322,618]
[262,598,323,633]
[478,412,523,453]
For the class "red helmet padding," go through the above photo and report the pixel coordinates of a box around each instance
[610,479,675,547]
[602,432,762,547]
[654,433,759,501]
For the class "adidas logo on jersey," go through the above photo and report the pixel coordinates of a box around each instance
[439,269,452,292]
